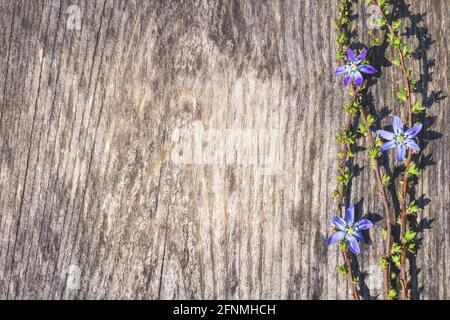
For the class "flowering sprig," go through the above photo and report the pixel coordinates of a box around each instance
[329,0,362,300]
[329,0,432,300]
[370,0,427,300]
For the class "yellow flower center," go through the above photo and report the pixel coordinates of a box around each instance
[346,226,354,235]
[396,135,405,144]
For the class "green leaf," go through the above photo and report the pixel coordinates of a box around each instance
[412,101,425,114]
[337,168,352,185]
[343,101,358,114]
[388,288,398,299]
[338,240,348,251]
[336,50,346,59]
[407,200,419,215]
[391,242,402,255]
[341,16,349,25]
[369,147,379,158]
[391,254,401,267]
[392,20,401,29]
[336,264,348,276]
[392,57,401,68]
[332,20,340,30]
[403,229,417,243]
[366,114,375,127]
[331,189,340,199]
[379,257,389,268]
[368,146,379,167]
[375,136,383,148]
[396,88,408,102]
[402,44,413,57]
[381,173,391,186]
[337,32,347,44]
[357,123,367,135]
[407,242,416,253]
[388,34,401,48]
[407,163,421,176]
[347,147,355,158]
[371,37,381,46]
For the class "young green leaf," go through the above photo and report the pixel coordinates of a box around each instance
[402,44,413,57]
[391,254,401,267]
[392,20,401,29]
[403,229,417,243]
[396,88,408,102]
[379,257,389,268]
[381,174,391,186]
[388,288,398,299]
[331,189,340,199]
[366,114,375,127]
[357,123,367,135]
[412,101,425,114]
[338,240,348,251]
[336,264,348,276]
[407,163,421,176]
[407,200,419,215]
[391,242,402,255]
[392,57,401,67]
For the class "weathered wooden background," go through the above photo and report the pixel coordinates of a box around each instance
[0,0,448,299]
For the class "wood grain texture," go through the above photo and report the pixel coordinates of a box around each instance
[0,0,448,299]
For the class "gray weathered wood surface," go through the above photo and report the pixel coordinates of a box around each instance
[0,0,448,299]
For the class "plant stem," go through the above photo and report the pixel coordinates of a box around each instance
[336,98,361,301]
[333,0,361,300]
[359,105,393,299]
[376,0,413,299]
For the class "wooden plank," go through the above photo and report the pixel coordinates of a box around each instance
[0,0,448,299]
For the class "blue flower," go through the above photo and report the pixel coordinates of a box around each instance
[335,48,377,86]
[325,205,373,255]
[376,116,422,163]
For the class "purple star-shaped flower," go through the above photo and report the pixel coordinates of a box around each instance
[376,116,422,163]
[335,48,377,86]
[325,204,373,255]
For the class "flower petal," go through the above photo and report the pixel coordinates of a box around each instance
[332,215,347,231]
[325,231,345,245]
[358,64,377,74]
[345,205,355,224]
[354,219,373,230]
[380,140,396,152]
[393,116,404,135]
[406,139,420,152]
[396,144,406,163]
[346,235,361,255]
[335,65,348,75]
[355,49,367,63]
[347,48,356,62]
[343,74,351,86]
[353,231,364,242]
[376,130,395,141]
[352,71,364,86]
[405,123,423,138]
